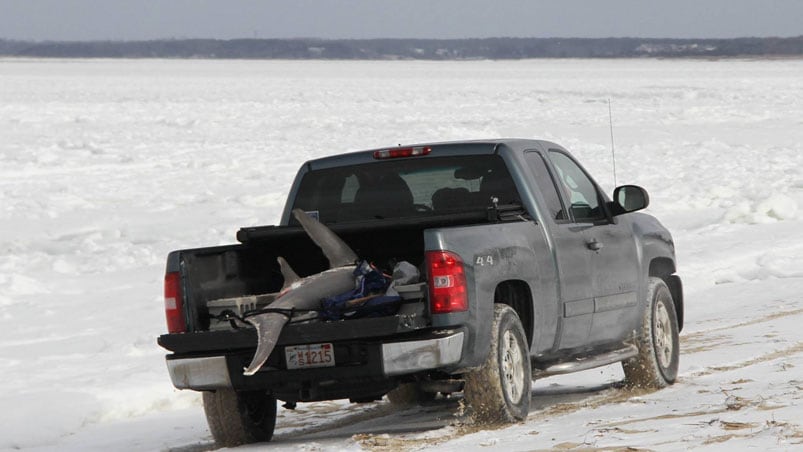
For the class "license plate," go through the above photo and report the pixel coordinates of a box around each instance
[285,343,335,370]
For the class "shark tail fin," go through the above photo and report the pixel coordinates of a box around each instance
[243,313,288,376]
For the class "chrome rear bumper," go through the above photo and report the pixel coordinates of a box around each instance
[167,356,231,390]
[381,332,464,376]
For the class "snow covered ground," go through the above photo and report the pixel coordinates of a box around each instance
[1,58,801,451]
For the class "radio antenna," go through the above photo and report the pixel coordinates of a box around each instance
[608,98,618,187]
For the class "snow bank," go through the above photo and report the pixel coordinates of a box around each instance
[725,193,798,223]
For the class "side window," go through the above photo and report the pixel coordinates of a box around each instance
[547,150,606,222]
[525,151,567,222]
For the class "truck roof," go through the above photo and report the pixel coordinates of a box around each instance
[305,138,563,171]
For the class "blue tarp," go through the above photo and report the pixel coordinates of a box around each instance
[319,260,403,321]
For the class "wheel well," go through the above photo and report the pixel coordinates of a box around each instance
[649,258,675,279]
[493,280,534,346]
[649,257,684,331]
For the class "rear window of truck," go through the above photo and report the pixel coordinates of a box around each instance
[292,155,519,223]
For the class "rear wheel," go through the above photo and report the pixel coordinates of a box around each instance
[622,277,680,388]
[464,304,531,423]
[202,389,277,447]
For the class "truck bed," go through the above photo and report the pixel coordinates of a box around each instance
[178,211,492,332]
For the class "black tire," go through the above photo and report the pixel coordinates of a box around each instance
[386,382,437,406]
[202,389,277,447]
[622,277,680,388]
[464,304,531,423]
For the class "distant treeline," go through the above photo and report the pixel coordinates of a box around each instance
[2,36,803,59]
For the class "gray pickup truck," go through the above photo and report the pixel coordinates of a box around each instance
[158,139,683,447]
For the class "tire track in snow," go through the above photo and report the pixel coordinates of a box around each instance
[689,342,803,377]
[353,385,640,451]
[681,307,803,344]
[302,306,803,450]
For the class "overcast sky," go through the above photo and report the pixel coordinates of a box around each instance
[1,0,802,41]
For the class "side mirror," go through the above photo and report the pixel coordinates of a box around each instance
[612,185,649,215]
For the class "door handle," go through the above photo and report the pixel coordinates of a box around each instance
[586,239,603,251]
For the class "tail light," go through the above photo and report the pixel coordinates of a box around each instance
[426,250,468,314]
[164,271,186,333]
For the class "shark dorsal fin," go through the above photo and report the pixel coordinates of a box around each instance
[292,208,358,268]
[277,257,300,291]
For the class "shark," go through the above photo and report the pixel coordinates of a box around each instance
[242,208,358,376]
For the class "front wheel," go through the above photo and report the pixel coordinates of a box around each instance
[622,277,680,388]
[202,389,277,447]
[464,304,531,423]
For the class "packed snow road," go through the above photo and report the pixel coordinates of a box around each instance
[1,58,801,450]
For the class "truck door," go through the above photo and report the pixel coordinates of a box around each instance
[524,151,594,351]
[585,219,640,343]
[545,150,640,346]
